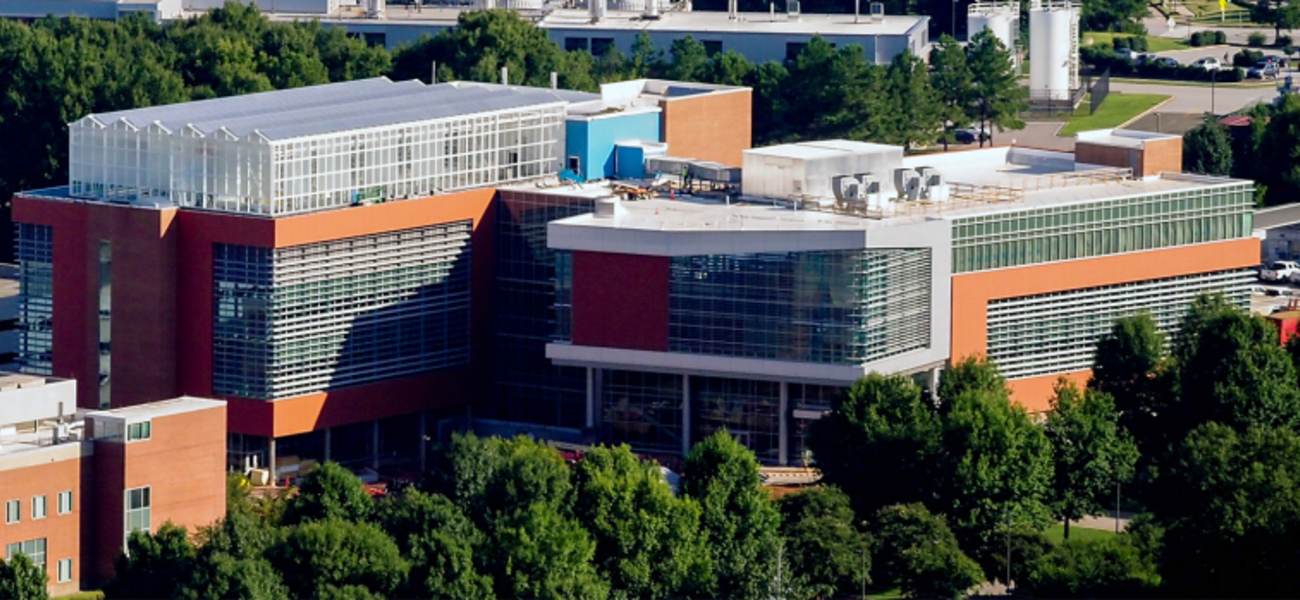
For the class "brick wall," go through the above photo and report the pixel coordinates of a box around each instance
[659,89,752,167]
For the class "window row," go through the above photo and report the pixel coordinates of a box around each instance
[5,491,74,524]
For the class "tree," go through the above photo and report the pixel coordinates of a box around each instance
[1176,307,1300,435]
[1257,93,1300,206]
[1146,423,1300,597]
[1043,380,1138,540]
[427,431,506,521]
[0,554,48,600]
[783,36,885,141]
[808,373,941,516]
[570,444,713,599]
[666,36,709,82]
[935,385,1055,576]
[374,489,493,599]
[1089,313,1169,457]
[929,34,973,151]
[282,461,374,525]
[106,523,198,599]
[966,29,1026,147]
[268,520,408,599]
[1251,0,1300,41]
[881,51,943,149]
[777,487,871,599]
[1020,537,1161,597]
[1183,117,1234,176]
[682,430,783,599]
[487,502,609,600]
[937,355,1007,408]
[181,511,287,600]
[871,504,983,600]
[1080,0,1148,31]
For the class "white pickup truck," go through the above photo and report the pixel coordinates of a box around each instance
[1261,261,1300,281]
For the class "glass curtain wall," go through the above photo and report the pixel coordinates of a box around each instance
[16,224,53,375]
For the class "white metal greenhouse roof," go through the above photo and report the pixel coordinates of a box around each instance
[77,77,590,141]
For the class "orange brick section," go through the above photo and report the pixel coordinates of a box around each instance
[1141,137,1183,177]
[951,238,1261,412]
[659,89,752,166]
[122,406,227,536]
[1075,142,1138,175]
[0,454,88,597]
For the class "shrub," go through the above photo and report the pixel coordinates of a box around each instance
[1235,49,1265,67]
[1279,34,1294,48]
[1250,32,1268,47]
[1216,30,1228,44]
[1113,37,1130,51]
[1130,36,1149,52]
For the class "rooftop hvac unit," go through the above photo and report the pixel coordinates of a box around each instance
[590,0,606,21]
[833,175,865,213]
[917,167,949,202]
[854,172,885,210]
[869,1,884,19]
[893,168,921,201]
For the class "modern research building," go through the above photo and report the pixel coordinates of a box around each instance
[14,77,1257,474]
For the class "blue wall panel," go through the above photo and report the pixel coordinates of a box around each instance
[565,112,661,181]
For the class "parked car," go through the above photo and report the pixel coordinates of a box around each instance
[1136,52,1159,63]
[1153,56,1180,67]
[1261,260,1300,281]
[1249,60,1281,79]
[1115,48,1141,61]
[954,128,989,144]
[1192,57,1222,70]
[1263,55,1290,68]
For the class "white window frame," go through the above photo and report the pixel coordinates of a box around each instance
[57,558,72,583]
[31,495,45,520]
[124,486,151,546]
[6,499,19,524]
[57,491,73,515]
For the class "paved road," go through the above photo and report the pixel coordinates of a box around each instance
[1108,80,1274,113]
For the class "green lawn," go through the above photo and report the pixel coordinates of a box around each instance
[1059,93,1170,136]
[55,593,104,600]
[1082,31,1190,53]
[1043,523,1119,544]
[864,585,904,599]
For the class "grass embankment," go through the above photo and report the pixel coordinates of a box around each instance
[1059,93,1171,136]
[1042,523,1120,544]
[1082,31,1190,53]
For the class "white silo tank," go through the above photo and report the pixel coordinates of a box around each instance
[608,0,669,11]
[589,0,606,20]
[1029,0,1079,101]
[502,0,543,8]
[967,2,1018,60]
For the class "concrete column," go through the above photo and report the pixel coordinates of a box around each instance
[585,368,596,430]
[681,374,691,457]
[779,381,789,466]
[418,412,427,473]
[323,428,332,463]
[268,437,278,484]
[372,420,381,471]
[929,366,943,408]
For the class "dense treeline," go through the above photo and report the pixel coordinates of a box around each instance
[814,292,1300,598]
[0,6,1022,262]
[2,295,1294,599]
[1183,94,1300,206]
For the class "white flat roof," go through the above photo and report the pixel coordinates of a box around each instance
[540,9,926,35]
[746,140,900,160]
[82,78,587,141]
[291,8,927,35]
[87,396,226,422]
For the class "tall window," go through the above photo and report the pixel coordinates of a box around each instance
[6,499,19,524]
[16,223,53,375]
[98,240,112,409]
[124,487,150,543]
[5,539,46,571]
[31,495,45,520]
[57,491,72,515]
[57,558,72,583]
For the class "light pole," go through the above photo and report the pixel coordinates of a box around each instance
[1211,67,1217,116]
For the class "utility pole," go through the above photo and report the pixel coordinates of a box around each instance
[1212,68,1217,115]
[1005,507,1012,592]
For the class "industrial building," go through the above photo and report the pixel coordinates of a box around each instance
[0,374,226,596]
[538,130,1256,464]
[15,75,1257,473]
[14,76,749,475]
[0,0,930,65]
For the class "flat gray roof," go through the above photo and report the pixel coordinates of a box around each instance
[542,9,926,36]
[83,78,593,141]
